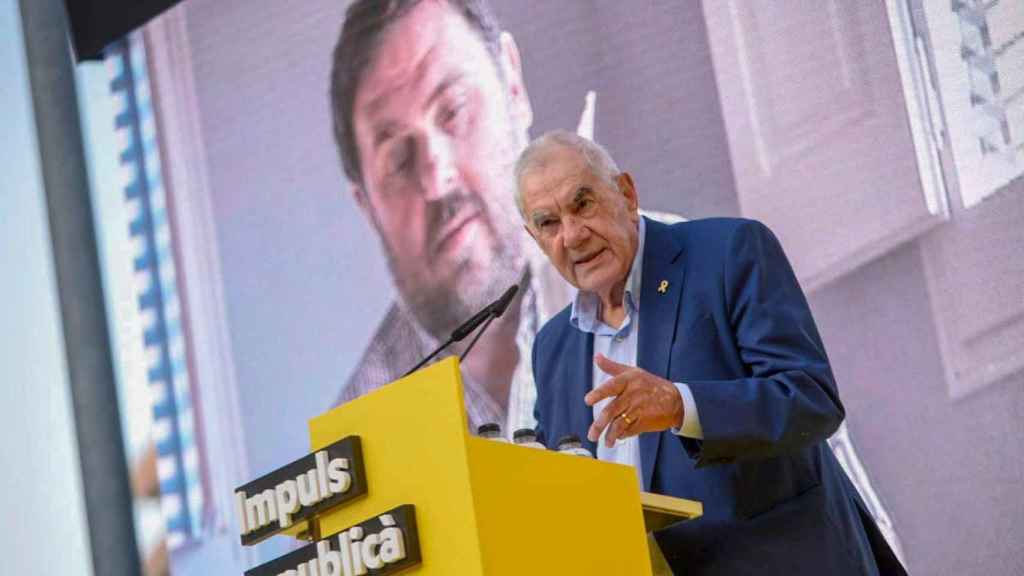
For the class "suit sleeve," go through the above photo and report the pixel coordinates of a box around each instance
[681,220,844,466]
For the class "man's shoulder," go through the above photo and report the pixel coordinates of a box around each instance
[534,303,582,373]
[338,302,427,404]
[657,216,780,263]
[535,304,574,347]
[661,216,768,244]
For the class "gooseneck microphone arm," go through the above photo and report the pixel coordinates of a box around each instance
[459,283,519,362]
[401,284,520,378]
[402,336,456,378]
[459,314,497,362]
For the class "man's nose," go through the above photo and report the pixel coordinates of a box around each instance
[417,131,457,202]
[562,214,590,249]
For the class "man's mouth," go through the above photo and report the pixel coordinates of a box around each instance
[430,209,482,258]
[573,248,606,269]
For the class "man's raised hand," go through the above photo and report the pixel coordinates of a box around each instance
[584,354,684,447]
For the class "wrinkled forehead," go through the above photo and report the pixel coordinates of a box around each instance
[521,150,595,209]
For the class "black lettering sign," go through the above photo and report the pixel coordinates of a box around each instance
[244,505,421,576]
[235,436,368,546]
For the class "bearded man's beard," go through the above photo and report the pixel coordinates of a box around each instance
[384,194,526,341]
[395,233,523,341]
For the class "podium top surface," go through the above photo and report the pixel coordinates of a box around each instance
[641,491,703,532]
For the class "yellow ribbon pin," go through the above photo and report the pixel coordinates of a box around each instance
[657,280,669,294]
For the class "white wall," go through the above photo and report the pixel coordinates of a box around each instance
[0,1,93,573]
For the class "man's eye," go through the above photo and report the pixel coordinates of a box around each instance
[440,98,468,131]
[387,142,413,175]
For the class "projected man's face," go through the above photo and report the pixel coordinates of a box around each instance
[351,0,532,339]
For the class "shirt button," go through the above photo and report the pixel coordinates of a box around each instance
[614,335,625,343]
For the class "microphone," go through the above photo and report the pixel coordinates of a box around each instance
[450,284,518,341]
[402,284,520,377]
[458,284,518,362]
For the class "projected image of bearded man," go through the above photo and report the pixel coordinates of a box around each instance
[330,0,541,430]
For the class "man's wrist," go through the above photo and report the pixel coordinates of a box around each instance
[672,382,704,439]
[672,385,685,428]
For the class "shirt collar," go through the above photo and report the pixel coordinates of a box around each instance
[570,216,647,334]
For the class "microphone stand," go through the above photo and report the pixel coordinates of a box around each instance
[459,313,497,361]
[401,283,519,378]
[402,334,458,378]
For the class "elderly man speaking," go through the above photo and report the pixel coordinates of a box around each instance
[518,131,905,575]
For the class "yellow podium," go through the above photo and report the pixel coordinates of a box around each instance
[273,357,700,575]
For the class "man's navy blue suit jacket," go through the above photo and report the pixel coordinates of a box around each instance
[532,217,905,575]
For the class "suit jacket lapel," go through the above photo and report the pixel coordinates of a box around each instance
[637,218,686,491]
[567,327,597,456]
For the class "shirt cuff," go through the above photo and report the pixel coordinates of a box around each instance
[671,382,703,439]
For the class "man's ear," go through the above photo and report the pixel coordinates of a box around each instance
[523,223,537,242]
[499,31,533,130]
[616,172,639,213]
[352,183,375,221]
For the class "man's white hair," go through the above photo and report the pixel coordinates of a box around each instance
[513,130,620,220]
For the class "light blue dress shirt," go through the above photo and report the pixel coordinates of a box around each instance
[569,218,702,480]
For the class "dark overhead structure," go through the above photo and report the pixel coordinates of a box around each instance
[64,0,183,60]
